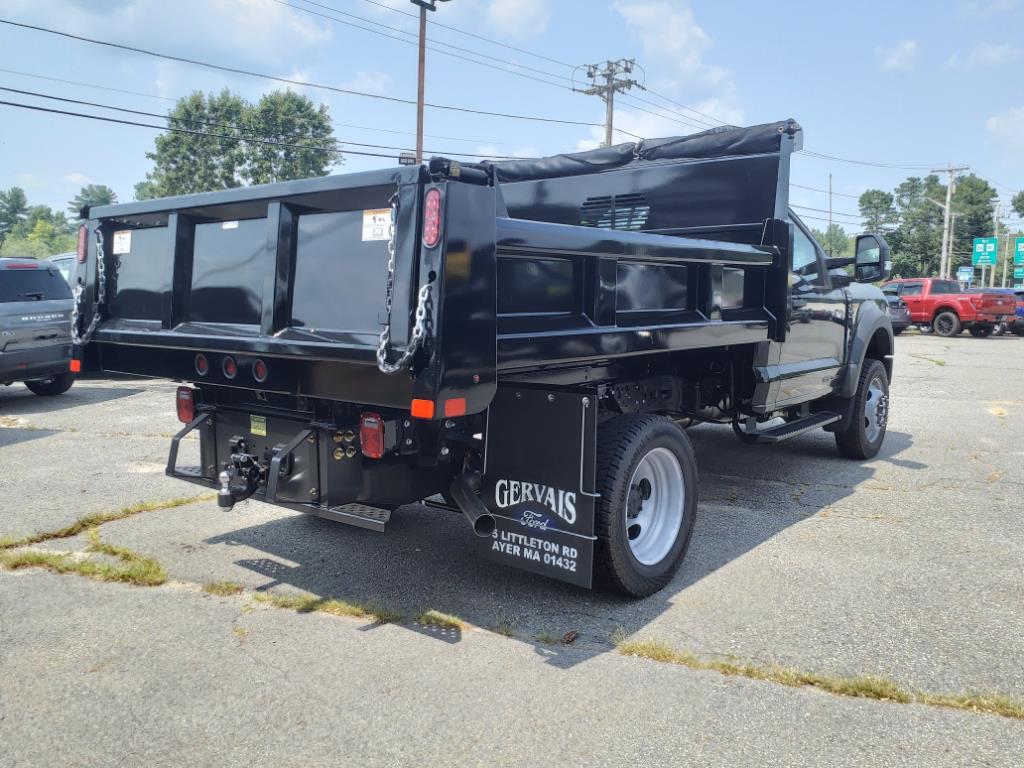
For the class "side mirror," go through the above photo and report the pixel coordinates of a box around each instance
[854,234,891,283]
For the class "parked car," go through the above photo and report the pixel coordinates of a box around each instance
[965,287,1019,336]
[881,291,911,334]
[78,119,896,597]
[48,251,79,286]
[881,278,1016,337]
[1014,289,1024,337]
[0,257,76,396]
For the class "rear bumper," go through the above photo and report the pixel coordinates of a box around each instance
[0,343,71,383]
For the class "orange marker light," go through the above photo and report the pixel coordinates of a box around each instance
[410,398,435,419]
[69,359,82,373]
[444,398,466,418]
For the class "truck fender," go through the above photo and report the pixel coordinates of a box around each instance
[837,304,893,400]
[932,304,961,320]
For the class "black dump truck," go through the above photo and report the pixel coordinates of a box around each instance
[76,120,893,597]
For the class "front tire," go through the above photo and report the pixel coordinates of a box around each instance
[594,414,697,598]
[933,311,961,337]
[835,359,889,460]
[24,371,75,396]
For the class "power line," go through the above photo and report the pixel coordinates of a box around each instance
[0,85,520,159]
[0,18,603,128]
[270,0,575,90]
[791,203,863,219]
[798,149,950,171]
[0,66,503,145]
[355,0,575,69]
[791,182,862,200]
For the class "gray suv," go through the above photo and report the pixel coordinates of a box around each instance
[1,258,75,396]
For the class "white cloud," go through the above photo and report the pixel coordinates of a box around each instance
[487,0,551,40]
[341,71,394,96]
[945,44,1020,69]
[878,39,918,71]
[986,107,1024,153]
[957,0,1018,16]
[64,173,92,186]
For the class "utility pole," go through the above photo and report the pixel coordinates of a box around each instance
[931,165,969,279]
[410,0,451,164]
[576,59,641,147]
[1001,227,1011,287]
[992,202,1001,288]
[828,173,833,256]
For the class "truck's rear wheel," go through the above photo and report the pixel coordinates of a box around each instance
[594,414,697,597]
[24,371,75,396]
[933,311,961,337]
[835,359,889,460]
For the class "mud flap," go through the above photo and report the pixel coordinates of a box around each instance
[478,387,598,588]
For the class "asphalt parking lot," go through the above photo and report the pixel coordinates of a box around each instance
[1,331,1022,766]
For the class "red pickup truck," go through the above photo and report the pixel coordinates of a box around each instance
[881,278,1017,337]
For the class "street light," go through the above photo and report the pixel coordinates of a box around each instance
[410,0,451,164]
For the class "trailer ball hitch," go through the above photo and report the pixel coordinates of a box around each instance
[449,473,496,537]
[216,436,263,510]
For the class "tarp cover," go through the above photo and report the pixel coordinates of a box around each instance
[484,119,801,184]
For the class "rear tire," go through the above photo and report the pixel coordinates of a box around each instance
[594,414,697,598]
[969,325,994,338]
[932,311,961,337]
[835,359,889,460]
[24,371,75,396]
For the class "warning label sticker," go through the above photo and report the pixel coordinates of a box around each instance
[361,209,391,242]
[249,415,267,437]
[112,230,132,255]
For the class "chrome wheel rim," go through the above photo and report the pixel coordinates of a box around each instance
[625,447,684,566]
[864,375,888,444]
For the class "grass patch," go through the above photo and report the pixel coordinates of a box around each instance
[252,591,403,624]
[535,632,560,645]
[493,622,515,638]
[615,637,1024,720]
[203,581,245,597]
[0,529,166,587]
[415,610,465,631]
[0,493,215,552]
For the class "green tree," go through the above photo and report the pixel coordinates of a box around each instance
[858,189,897,234]
[68,184,118,218]
[135,89,340,199]
[949,175,997,274]
[888,175,946,277]
[1013,190,1024,218]
[244,91,339,185]
[135,90,249,199]
[810,223,851,257]
[0,186,29,242]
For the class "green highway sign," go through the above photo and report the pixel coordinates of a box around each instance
[1015,237,1024,266]
[1015,267,1024,280]
[972,237,998,266]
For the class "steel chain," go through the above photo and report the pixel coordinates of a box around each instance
[71,227,106,346]
[377,195,434,375]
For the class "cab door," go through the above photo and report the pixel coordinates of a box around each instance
[895,281,926,323]
[769,216,849,406]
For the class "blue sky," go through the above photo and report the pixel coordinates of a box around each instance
[1,0,1021,232]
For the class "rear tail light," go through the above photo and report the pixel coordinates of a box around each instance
[176,386,195,424]
[253,359,268,383]
[359,413,385,459]
[194,353,209,376]
[222,356,237,379]
[423,188,442,248]
[76,225,88,263]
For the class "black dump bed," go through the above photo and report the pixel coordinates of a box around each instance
[80,120,800,417]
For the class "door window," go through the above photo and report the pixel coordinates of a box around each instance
[791,224,822,287]
[900,282,923,296]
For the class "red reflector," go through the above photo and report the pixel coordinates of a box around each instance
[423,188,442,248]
[410,398,435,419]
[176,386,195,424]
[77,225,88,264]
[253,359,268,383]
[444,398,466,417]
[359,412,385,459]
[195,353,209,376]
[69,359,81,373]
[7,263,38,269]
[222,356,237,379]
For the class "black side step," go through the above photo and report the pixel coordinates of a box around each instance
[310,503,391,533]
[747,412,841,443]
